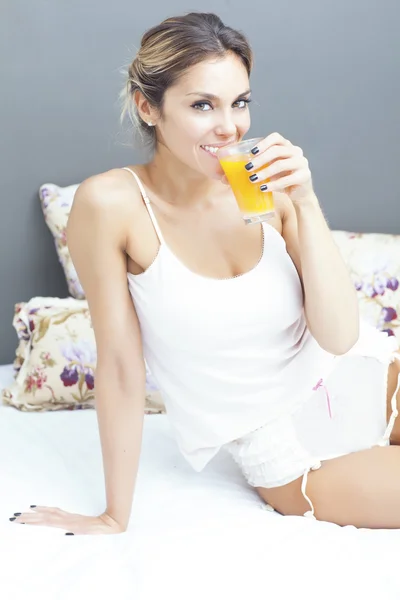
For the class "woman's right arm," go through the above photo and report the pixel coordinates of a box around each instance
[67,172,146,531]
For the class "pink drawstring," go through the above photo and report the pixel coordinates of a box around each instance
[313,378,332,419]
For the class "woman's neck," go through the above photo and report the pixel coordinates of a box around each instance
[143,145,225,208]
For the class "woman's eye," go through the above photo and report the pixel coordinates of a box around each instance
[234,99,251,109]
[192,102,212,111]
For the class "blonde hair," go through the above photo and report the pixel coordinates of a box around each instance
[119,12,253,151]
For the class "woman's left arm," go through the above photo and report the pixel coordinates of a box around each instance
[247,132,359,355]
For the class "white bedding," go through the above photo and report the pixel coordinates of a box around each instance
[1,362,399,600]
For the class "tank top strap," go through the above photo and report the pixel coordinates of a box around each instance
[121,167,165,245]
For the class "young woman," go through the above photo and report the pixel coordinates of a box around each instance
[12,12,400,534]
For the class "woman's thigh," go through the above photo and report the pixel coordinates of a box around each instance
[257,445,400,528]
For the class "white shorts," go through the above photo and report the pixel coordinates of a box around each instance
[224,324,400,519]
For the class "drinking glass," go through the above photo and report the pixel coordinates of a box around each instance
[218,137,274,224]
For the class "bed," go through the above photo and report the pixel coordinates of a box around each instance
[1,363,400,600]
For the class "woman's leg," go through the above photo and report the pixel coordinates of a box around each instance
[256,349,400,528]
[257,445,400,528]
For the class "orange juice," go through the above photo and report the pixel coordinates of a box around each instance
[219,156,274,218]
[217,137,274,224]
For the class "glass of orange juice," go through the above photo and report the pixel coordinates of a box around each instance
[217,137,274,225]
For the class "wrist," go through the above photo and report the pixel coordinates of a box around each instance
[103,509,129,531]
[293,193,321,215]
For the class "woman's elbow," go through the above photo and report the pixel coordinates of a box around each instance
[320,325,360,356]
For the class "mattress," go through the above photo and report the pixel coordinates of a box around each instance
[0,362,399,600]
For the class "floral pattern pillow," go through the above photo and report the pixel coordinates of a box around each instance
[332,231,400,343]
[39,183,84,299]
[2,297,165,414]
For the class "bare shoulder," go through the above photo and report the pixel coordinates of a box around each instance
[71,167,143,218]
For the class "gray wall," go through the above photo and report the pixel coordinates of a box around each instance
[1,0,399,363]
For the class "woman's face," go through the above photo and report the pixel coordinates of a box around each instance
[155,52,251,181]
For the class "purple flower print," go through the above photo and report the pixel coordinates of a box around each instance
[381,307,398,323]
[60,366,79,386]
[362,283,378,298]
[387,278,399,292]
[382,329,395,337]
[61,339,96,365]
[59,340,96,390]
[373,275,387,296]
[40,187,51,199]
[40,187,52,210]
[85,372,94,390]
[354,281,363,291]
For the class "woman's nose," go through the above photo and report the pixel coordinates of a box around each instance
[215,112,237,137]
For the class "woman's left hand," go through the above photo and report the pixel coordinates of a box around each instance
[245,132,315,204]
[9,505,126,535]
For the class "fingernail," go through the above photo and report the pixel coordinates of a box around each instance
[260,184,268,191]
[14,512,22,516]
[251,146,259,155]
[244,162,254,171]
[9,517,16,521]
[249,174,258,182]
[65,532,74,536]
[30,505,37,508]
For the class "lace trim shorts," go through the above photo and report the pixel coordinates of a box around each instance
[224,324,400,520]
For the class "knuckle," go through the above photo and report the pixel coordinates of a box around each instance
[267,162,279,175]
[265,147,279,162]
[270,132,283,144]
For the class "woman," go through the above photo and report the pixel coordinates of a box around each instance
[12,12,400,534]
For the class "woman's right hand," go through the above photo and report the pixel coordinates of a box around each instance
[10,505,126,535]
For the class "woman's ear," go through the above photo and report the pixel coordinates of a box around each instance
[134,90,158,126]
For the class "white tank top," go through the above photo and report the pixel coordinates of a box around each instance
[123,167,337,471]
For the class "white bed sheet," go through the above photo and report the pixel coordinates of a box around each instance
[1,362,399,600]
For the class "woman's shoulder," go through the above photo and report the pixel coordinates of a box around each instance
[76,168,140,206]
[74,166,143,213]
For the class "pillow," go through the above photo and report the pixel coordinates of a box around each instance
[39,183,84,299]
[333,231,400,343]
[1,297,165,414]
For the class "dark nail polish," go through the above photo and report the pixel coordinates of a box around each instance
[260,184,268,191]
[65,532,75,536]
[14,512,21,516]
[30,505,36,508]
[9,517,16,521]
[249,174,258,182]
[244,162,253,171]
[251,146,259,155]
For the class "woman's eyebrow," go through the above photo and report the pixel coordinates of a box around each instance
[185,89,251,101]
